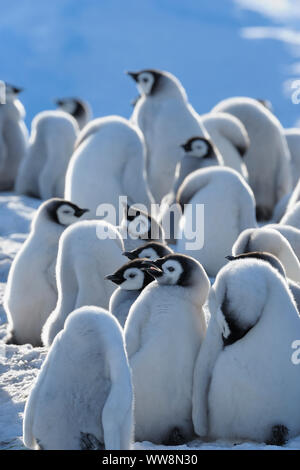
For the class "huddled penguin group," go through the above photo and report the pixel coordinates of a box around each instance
[2,69,300,450]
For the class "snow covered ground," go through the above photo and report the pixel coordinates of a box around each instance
[1,192,300,451]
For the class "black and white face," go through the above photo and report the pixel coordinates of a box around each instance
[143,257,184,285]
[56,203,87,226]
[5,83,23,101]
[105,260,153,291]
[136,72,155,96]
[123,242,173,261]
[181,137,211,158]
[56,98,77,114]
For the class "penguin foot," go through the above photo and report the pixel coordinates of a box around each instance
[256,205,272,222]
[267,424,289,446]
[4,330,17,345]
[80,432,104,450]
[163,427,186,446]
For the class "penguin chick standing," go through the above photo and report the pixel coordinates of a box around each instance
[192,259,300,444]
[212,97,292,221]
[55,97,92,130]
[125,254,210,444]
[176,167,257,277]
[4,198,89,346]
[0,83,28,190]
[200,112,249,180]
[15,110,78,199]
[42,220,125,347]
[232,227,300,284]
[159,137,221,245]
[127,69,208,203]
[65,116,152,222]
[123,241,173,261]
[106,259,154,327]
[23,306,133,450]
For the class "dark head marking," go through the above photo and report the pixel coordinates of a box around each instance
[123,242,172,261]
[105,259,153,289]
[180,137,214,158]
[55,98,86,118]
[126,69,163,96]
[142,253,199,287]
[220,292,253,346]
[45,198,89,225]
[226,252,286,278]
[124,204,163,241]
[236,144,247,158]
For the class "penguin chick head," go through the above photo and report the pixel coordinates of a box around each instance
[123,242,173,261]
[42,198,89,226]
[181,137,214,159]
[126,69,161,96]
[105,259,153,291]
[4,82,23,101]
[142,253,209,293]
[210,259,277,347]
[226,251,286,279]
[121,204,164,242]
[55,97,84,118]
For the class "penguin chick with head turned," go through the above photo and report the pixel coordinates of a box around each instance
[176,166,257,277]
[24,306,133,450]
[118,203,165,252]
[232,227,300,284]
[106,259,154,327]
[200,112,249,180]
[212,97,292,221]
[4,198,89,346]
[42,220,125,347]
[127,69,208,203]
[123,241,173,261]
[193,258,300,445]
[159,137,221,245]
[65,116,152,222]
[0,83,28,190]
[226,251,300,312]
[15,110,78,199]
[55,97,92,130]
[125,253,210,444]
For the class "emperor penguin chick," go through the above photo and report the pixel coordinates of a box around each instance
[23,306,133,450]
[125,253,210,444]
[192,259,300,444]
[4,198,89,346]
[212,97,292,221]
[232,227,300,284]
[226,252,300,312]
[42,220,125,347]
[55,97,92,130]
[15,110,78,199]
[106,259,154,327]
[176,167,257,277]
[65,116,152,222]
[0,83,28,190]
[123,241,173,261]
[159,137,221,245]
[127,69,208,203]
[200,112,249,179]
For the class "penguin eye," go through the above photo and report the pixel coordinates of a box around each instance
[129,273,136,278]
[62,210,72,214]
[167,266,175,272]
[142,77,149,83]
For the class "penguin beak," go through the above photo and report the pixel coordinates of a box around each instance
[122,251,136,260]
[141,260,163,278]
[105,274,123,285]
[54,98,64,106]
[180,144,188,151]
[75,208,89,218]
[13,86,23,94]
[225,255,236,261]
[126,71,139,82]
